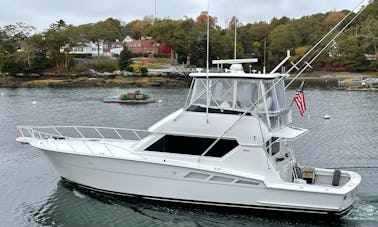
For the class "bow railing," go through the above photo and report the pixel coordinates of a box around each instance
[16,125,149,143]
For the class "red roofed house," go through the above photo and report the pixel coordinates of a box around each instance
[104,36,172,57]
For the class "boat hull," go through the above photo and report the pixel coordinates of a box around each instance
[41,149,357,216]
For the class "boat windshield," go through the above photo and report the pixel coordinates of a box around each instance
[188,78,290,130]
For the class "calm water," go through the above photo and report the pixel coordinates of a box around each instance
[0,87,377,226]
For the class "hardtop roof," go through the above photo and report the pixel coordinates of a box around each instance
[189,72,286,79]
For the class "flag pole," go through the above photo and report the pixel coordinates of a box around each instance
[290,80,305,108]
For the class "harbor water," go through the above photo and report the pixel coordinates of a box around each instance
[0,87,377,226]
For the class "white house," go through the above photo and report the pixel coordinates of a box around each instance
[61,41,104,56]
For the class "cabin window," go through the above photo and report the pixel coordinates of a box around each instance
[236,81,259,109]
[145,135,238,157]
[190,78,262,112]
[191,78,208,105]
[210,79,233,107]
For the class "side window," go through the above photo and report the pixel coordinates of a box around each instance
[146,135,238,158]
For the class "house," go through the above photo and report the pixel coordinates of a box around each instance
[104,36,172,57]
[364,54,378,61]
[126,39,159,55]
[66,36,172,57]
[62,41,104,56]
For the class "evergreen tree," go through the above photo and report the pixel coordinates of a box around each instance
[119,45,133,71]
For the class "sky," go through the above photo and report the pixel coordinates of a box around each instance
[0,0,367,32]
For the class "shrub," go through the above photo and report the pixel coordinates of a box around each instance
[74,63,91,72]
[141,67,148,76]
[127,64,140,73]
[93,56,119,72]
[153,53,170,58]
[119,45,133,70]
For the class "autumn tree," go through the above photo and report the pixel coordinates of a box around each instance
[196,11,218,28]
[125,16,153,39]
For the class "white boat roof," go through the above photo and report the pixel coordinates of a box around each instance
[189,72,284,79]
[212,58,258,64]
[271,126,308,140]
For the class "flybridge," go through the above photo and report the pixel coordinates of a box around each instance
[186,59,290,131]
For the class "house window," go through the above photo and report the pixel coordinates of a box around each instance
[146,135,238,157]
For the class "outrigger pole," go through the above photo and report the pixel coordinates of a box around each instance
[198,0,369,162]
[206,0,210,123]
[285,0,368,89]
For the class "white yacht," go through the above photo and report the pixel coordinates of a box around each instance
[16,57,360,215]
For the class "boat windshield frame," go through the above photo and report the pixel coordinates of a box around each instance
[186,75,291,130]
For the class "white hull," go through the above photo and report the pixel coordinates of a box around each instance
[42,149,357,215]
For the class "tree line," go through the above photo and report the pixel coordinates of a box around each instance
[0,0,377,74]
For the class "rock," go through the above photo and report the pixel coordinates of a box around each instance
[29,73,40,77]
[113,70,122,76]
[42,72,56,77]
[122,71,134,77]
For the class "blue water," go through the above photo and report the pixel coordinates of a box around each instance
[0,87,377,226]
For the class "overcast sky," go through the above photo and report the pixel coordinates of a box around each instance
[0,0,367,32]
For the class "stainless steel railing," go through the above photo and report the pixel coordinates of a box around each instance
[16,126,150,158]
[16,125,149,141]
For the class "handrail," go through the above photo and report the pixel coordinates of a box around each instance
[16,126,149,160]
[16,125,149,141]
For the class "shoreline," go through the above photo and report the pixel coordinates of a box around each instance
[0,75,189,88]
[0,71,377,88]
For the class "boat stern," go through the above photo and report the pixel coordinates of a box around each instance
[337,170,361,213]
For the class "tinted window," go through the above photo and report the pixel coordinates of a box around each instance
[146,135,238,157]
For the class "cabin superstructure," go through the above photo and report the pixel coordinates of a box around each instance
[146,58,308,183]
[187,59,291,132]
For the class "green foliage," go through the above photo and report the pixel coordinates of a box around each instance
[2,1,378,74]
[126,65,135,72]
[93,56,119,72]
[334,35,370,71]
[119,45,133,70]
[141,67,148,76]
[124,17,153,39]
[74,63,91,72]
[0,25,50,73]
[72,57,118,72]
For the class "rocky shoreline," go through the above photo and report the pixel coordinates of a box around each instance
[0,71,190,88]
[0,71,376,88]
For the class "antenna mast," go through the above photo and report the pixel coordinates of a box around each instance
[206,0,210,123]
[234,16,237,59]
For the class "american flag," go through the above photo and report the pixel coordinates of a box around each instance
[293,81,306,116]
